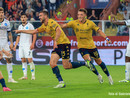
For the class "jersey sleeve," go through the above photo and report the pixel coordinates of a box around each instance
[91,21,100,32]
[125,20,130,26]
[17,25,21,36]
[37,24,45,33]
[29,24,35,30]
[50,20,60,31]
[7,21,11,32]
[66,20,74,28]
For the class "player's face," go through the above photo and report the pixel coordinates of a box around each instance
[20,15,28,23]
[0,11,4,19]
[39,13,46,23]
[78,11,86,22]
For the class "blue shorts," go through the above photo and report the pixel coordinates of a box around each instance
[51,44,71,59]
[79,48,100,59]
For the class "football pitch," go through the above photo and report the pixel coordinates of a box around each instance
[0,65,130,98]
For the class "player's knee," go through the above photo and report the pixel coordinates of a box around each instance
[49,62,57,68]
[95,58,102,65]
[28,58,33,63]
[6,58,12,63]
[21,58,26,62]
[62,62,71,69]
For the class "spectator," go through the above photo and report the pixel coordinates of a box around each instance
[35,12,40,20]
[35,2,43,12]
[5,0,17,10]
[41,0,46,7]
[88,10,98,20]
[25,0,33,7]
[0,0,3,7]
[66,13,74,36]
[21,0,27,12]
[30,11,35,21]
[25,5,35,15]
[49,0,56,17]
[32,0,39,11]
[123,8,129,20]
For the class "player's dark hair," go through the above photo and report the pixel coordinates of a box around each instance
[21,12,28,17]
[39,10,49,17]
[0,7,4,12]
[78,8,87,15]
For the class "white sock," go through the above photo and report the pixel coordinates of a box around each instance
[22,62,27,77]
[125,62,130,80]
[29,62,35,77]
[7,63,13,79]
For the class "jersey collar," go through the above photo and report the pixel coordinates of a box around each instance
[0,18,4,23]
[22,22,28,27]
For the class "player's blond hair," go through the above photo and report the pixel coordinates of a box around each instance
[0,7,4,12]
[78,8,87,15]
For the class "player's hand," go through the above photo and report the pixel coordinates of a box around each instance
[10,43,13,50]
[53,41,58,49]
[30,44,35,50]
[13,30,21,33]
[13,46,16,51]
[106,37,112,44]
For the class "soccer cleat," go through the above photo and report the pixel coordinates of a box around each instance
[3,87,11,92]
[19,76,28,80]
[8,78,18,83]
[31,76,35,80]
[54,82,66,88]
[98,74,104,84]
[85,60,93,70]
[108,75,113,85]
[119,79,129,83]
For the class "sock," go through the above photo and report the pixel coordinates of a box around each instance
[22,62,27,77]
[52,66,63,82]
[125,62,130,80]
[90,61,99,75]
[7,63,13,79]
[99,62,110,76]
[0,78,6,87]
[71,62,85,68]
[29,62,35,77]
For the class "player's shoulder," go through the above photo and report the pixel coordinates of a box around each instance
[72,19,78,23]
[27,22,34,26]
[86,19,94,23]
[3,19,10,24]
[49,19,57,24]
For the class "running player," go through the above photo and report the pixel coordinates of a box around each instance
[61,8,113,85]
[0,7,17,83]
[14,10,93,88]
[112,19,130,82]
[0,50,12,91]
[13,13,36,80]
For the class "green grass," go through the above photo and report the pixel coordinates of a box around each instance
[0,65,130,98]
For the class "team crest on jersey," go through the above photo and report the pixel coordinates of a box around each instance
[26,26,29,29]
[4,23,7,26]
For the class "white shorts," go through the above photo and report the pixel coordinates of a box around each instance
[19,46,32,58]
[0,44,10,58]
[126,43,130,57]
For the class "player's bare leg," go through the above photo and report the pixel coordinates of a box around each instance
[95,58,113,85]
[49,53,65,88]
[83,54,103,84]
[19,58,28,80]
[5,58,18,83]
[28,58,35,80]
[119,56,130,83]
[0,71,11,91]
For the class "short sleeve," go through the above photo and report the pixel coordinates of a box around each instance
[92,21,100,32]
[125,20,130,26]
[29,24,35,30]
[17,25,21,36]
[67,20,74,28]
[50,20,59,31]
[7,21,11,32]
[37,24,45,33]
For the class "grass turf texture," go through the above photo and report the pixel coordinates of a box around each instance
[0,65,130,98]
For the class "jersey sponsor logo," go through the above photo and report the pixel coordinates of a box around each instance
[26,26,29,29]
[4,23,7,26]
[36,39,43,48]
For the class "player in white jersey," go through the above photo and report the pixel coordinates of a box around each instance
[112,19,130,82]
[0,7,17,83]
[13,13,36,80]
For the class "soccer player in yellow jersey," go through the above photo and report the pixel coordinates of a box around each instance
[61,8,113,85]
[14,10,92,88]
